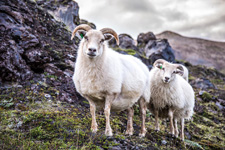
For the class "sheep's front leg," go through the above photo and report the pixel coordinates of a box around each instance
[168,108,175,135]
[104,94,116,136]
[174,118,179,137]
[154,109,160,131]
[87,98,98,133]
[139,98,147,137]
[125,107,134,136]
[180,118,184,141]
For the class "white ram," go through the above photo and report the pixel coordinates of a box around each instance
[71,24,150,137]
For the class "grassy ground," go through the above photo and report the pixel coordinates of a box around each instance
[0,63,225,150]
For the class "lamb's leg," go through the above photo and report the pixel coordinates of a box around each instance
[154,109,160,131]
[139,98,147,137]
[125,107,134,136]
[104,94,116,136]
[180,118,184,141]
[174,118,179,137]
[168,108,175,135]
[87,98,98,133]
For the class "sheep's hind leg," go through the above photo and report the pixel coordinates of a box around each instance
[104,94,117,136]
[174,118,179,137]
[180,118,184,141]
[87,98,98,133]
[154,109,160,131]
[125,107,134,136]
[139,98,147,137]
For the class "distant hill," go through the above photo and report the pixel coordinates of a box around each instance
[156,31,225,74]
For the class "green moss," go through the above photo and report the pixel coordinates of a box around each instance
[211,79,223,84]
[189,75,196,80]
[112,47,137,56]
[201,91,213,100]
[185,139,204,149]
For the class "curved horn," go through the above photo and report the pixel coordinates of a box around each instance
[71,24,92,40]
[101,28,119,45]
[153,59,166,68]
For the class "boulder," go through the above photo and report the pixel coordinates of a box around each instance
[0,0,78,82]
[137,32,175,65]
[137,32,156,47]
[191,78,216,90]
[36,0,80,31]
[118,34,139,52]
[144,39,175,65]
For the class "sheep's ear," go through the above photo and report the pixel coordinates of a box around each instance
[101,28,119,45]
[104,34,113,41]
[176,65,184,76]
[153,59,165,69]
[77,30,87,40]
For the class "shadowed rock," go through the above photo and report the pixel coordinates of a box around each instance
[137,32,175,66]
[36,0,80,31]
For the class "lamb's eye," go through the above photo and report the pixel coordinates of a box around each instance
[100,39,104,43]
[84,36,88,40]
[173,71,176,74]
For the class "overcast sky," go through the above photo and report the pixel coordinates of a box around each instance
[75,0,225,41]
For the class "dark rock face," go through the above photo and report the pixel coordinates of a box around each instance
[191,78,216,90]
[144,39,175,64]
[118,34,139,51]
[137,32,156,47]
[0,0,78,82]
[137,32,175,65]
[36,0,80,31]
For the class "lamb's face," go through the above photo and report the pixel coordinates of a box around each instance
[153,59,184,84]
[158,63,178,83]
[82,30,105,59]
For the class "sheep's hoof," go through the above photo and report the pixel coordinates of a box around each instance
[139,133,146,138]
[169,133,176,138]
[125,130,133,136]
[105,129,113,136]
[155,127,160,131]
[139,129,146,138]
[91,128,98,133]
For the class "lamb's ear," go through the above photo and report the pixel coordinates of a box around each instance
[176,65,184,76]
[153,59,165,69]
[77,30,87,40]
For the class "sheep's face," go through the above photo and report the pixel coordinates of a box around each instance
[154,59,184,84]
[81,30,111,59]
[71,25,119,59]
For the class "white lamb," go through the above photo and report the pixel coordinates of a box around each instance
[149,59,195,140]
[71,24,150,137]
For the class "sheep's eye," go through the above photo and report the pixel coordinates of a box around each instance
[173,71,176,74]
[162,68,165,71]
[84,36,88,40]
[100,39,104,43]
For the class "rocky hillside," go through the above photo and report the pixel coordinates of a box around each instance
[1,0,225,149]
[156,31,225,74]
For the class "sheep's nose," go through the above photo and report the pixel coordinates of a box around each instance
[165,77,170,81]
[88,48,96,52]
